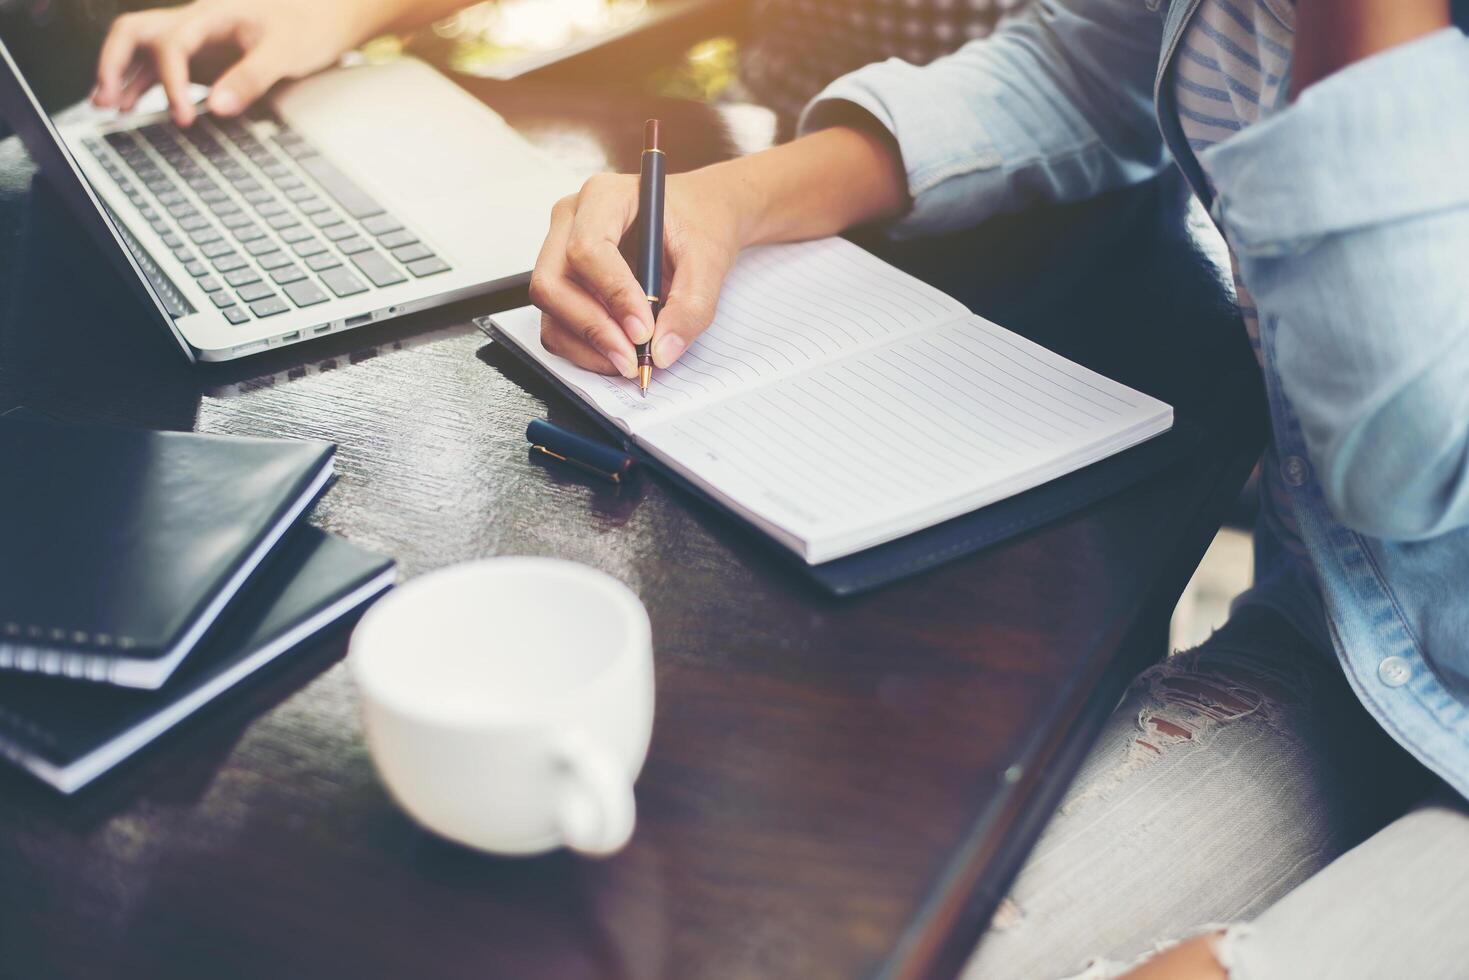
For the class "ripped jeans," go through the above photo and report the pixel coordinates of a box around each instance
[962,605,1469,980]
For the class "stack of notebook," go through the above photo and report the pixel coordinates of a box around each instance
[0,411,396,793]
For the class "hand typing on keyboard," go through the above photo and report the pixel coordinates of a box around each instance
[91,0,468,127]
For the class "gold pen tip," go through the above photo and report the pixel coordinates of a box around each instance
[638,364,651,395]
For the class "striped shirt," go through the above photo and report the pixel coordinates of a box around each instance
[1174,0,1309,563]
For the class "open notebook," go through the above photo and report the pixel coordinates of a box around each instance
[490,237,1173,565]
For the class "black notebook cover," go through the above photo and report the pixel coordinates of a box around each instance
[482,318,1198,596]
[0,412,335,688]
[0,525,395,793]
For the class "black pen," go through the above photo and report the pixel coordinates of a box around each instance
[633,119,665,397]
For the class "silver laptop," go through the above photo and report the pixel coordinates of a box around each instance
[0,7,579,362]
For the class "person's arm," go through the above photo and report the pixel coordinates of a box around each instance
[535,0,1173,374]
[796,0,1172,237]
[92,0,469,126]
[528,124,906,378]
[1204,4,1468,541]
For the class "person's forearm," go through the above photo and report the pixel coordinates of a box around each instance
[703,125,909,250]
[1292,0,1450,97]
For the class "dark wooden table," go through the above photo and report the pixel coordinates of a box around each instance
[0,68,1264,980]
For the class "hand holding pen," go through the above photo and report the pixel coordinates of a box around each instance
[527,126,746,384]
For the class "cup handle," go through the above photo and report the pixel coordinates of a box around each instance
[553,730,636,857]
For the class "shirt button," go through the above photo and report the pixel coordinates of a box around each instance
[1282,455,1309,487]
[1378,656,1412,688]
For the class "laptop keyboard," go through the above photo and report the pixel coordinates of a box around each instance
[80,112,451,325]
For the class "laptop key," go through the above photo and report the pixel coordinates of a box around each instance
[225,267,261,287]
[306,252,342,272]
[283,279,329,308]
[377,229,417,249]
[309,209,344,229]
[243,189,275,206]
[297,154,385,220]
[285,185,316,204]
[391,243,431,264]
[172,246,193,263]
[266,211,300,231]
[319,266,369,297]
[161,231,183,249]
[198,275,223,292]
[280,225,314,244]
[249,296,289,317]
[209,199,241,216]
[350,250,407,287]
[336,236,372,256]
[245,238,279,257]
[322,224,356,243]
[297,197,329,215]
[270,265,307,285]
[184,260,207,277]
[211,291,236,308]
[221,211,253,229]
[223,306,251,324]
[178,215,209,233]
[407,256,450,278]
[250,296,290,317]
[292,238,328,258]
[361,213,404,236]
[233,224,267,243]
[201,239,235,259]
[237,281,276,303]
[189,226,222,245]
[213,253,248,273]
[157,190,187,207]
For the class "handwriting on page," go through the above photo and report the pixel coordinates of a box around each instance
[642,316,1146,537]
[594,238,967,418]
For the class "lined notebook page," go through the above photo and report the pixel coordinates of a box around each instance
[636,315,1173,562]
[490,238,967,432]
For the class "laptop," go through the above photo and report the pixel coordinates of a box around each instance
[0,3,580,362]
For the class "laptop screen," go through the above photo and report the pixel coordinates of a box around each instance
[0,1,141,131]
[0,0,197,357]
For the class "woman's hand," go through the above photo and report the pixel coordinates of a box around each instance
[529,123,909,377]
[530,168,751,377]
[91,0,406,127]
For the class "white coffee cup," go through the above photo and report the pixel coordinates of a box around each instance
[349,558,654,857]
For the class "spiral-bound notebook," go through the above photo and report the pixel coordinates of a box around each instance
[0,412,335,689]
[489,237,1175,570]
[0,526,395,793]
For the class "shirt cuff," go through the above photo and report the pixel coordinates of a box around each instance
[796,59,1009,238]
[1201,28,1469,256]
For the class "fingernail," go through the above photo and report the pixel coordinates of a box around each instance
[622,314,652,345]
[608,350,638,379]
[209,88,238,116]
[655,334,685,367]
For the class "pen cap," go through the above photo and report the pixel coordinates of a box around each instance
[526,419,636,480]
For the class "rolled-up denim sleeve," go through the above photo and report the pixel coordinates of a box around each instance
[796,0,1171,237]
[1203,28,1469,542]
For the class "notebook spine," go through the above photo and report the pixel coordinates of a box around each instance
[0,636,118,682]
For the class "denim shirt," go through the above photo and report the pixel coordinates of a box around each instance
[799,2,1469,798]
